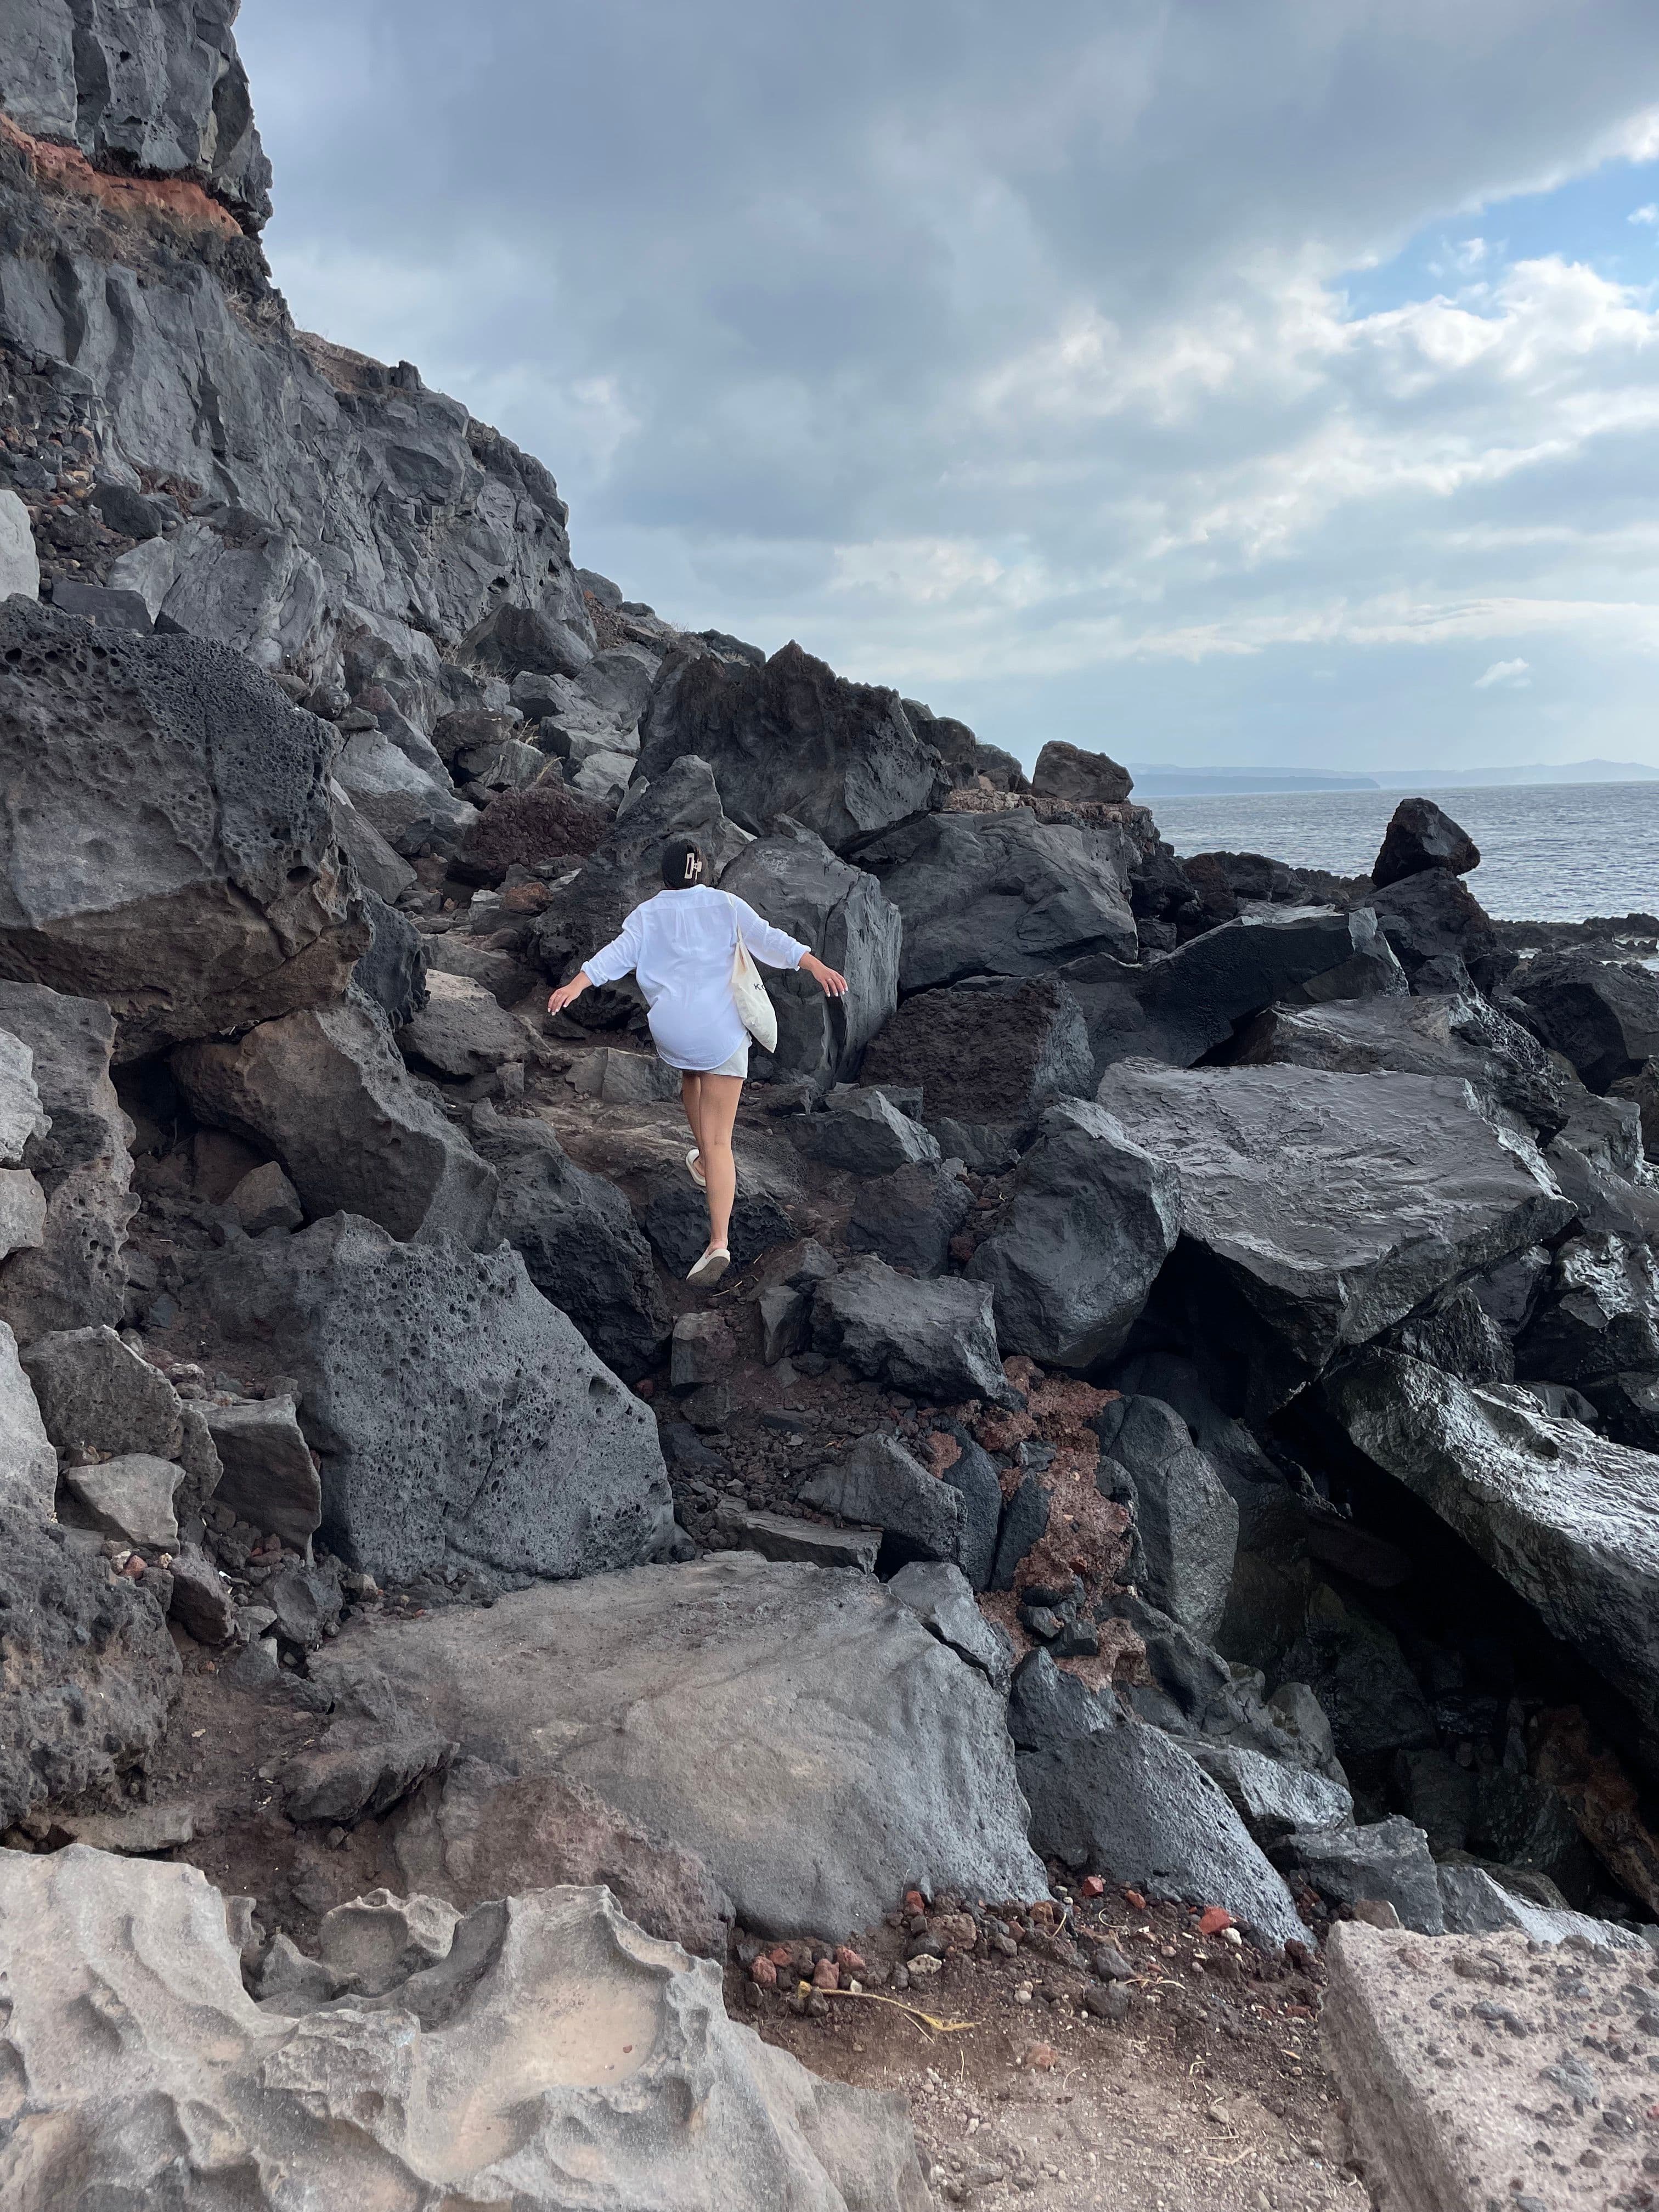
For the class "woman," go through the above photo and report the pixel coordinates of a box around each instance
[548,837,848,1285]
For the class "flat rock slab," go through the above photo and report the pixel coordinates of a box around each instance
[1324,1349,1659,1734]
[1323,1920,1659,2212]
[349,1553,1047,1937]
[0,1848,930,2210]
[1097,1063,1575,1417]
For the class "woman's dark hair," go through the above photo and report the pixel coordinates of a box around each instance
[661,838,706,888]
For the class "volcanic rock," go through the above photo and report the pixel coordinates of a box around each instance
[1368,868,1503,993]
[1188,1742,1352,1845]
[339,1554,1046,1935]
[205,1214,673,1585]
[1272,1815,1444,1934]
[1515,1231,1659,1385]
[173,996,498,1246]
[790,1084,941,1175]
[452,777,611,887]
[202,1396,320,1551]
[0,605,365,1058]
[857,808,1138,991]
[1095,1062,1575,1417]
[397,970,534,1079]
[886,1560,1015,1690]
[860,974,1094,1126]
[1093,1394,1238,1640]
[813,1255,1017,1404]
[967,1099,1178,1371]
[1030,741,1133,804]
[847,1157,973,1274]
[1508,947,1659,1092]
[1370,796,1480,888]
[224,1160,303,1235]
[799,1433,968,1568]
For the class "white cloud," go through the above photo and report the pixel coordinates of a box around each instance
[1630,203,1659,223]
[1473,658,1533,689]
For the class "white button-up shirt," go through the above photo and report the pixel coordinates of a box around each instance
[584,885,809,1070]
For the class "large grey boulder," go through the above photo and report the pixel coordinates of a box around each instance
[861,973,1094,1126]
[1063,906,1406,1076]
[332,726,475,858]
[338,1554,1046,1936]
[1030,741,1132,804]
[636,639,945,851]
[799,1432,968,1568]
[812,1255,1017,1405]
[0,604,365,1060]
[1095,1063,1575,1417]
[1323,1348,1659,1734]
[202,1397,320,1551]
[1188,1742,1352,1846]
[1234,990,1571,1139]
[0,1030,45,1163]
[19,1324,183,1461]
[204,1215,674,1585]
[0,1849,931,2211]
[847,1158,974,1274]
[790,1085,941,1175]
[61,1452,182,1548]
[173,997,498,1246]
[1508,948,1659,1092]
[397,970,535,1079]
[966,1101,1178,1371]
[717,818,900,1088]
[1272,1815,1444,1934]
[1019,1713,1307,1951]
[1093,1394,1239,1640]
[1369,869,1504,993]
[0,982,136,1338]
[1370,797,1480,889]
[1515,1231,1659,1385]
[470,1103,669,1383]
[856,808,1138,990]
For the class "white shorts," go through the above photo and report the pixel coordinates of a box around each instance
[663,1039,749,1079]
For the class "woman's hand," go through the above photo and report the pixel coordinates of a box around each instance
[800,953,849,1000]
[546,971,592,1018]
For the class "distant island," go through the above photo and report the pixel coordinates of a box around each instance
[1127,757,1659,797]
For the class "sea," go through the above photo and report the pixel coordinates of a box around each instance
[1146,780,1659,925]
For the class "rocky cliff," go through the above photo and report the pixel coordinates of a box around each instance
[3,9,1659,2208]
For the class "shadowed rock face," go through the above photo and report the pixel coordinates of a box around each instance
[1370,796,1480,889]
[0,604,365,1060]
[1509,949,1659,1094]
[0,1849,933,2211]
[205,1214,674,1586]
[637,640,946,851]
[1096,1062,1576,1418]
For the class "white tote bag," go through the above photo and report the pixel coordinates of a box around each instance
[725,893,778,1053]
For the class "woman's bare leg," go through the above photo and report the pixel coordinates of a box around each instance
[696,1075,743,1252]
[680,1072,703,1165]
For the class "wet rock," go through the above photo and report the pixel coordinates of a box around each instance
[1370,797,1480,889]
[205,1214,673,1587]
[1509,948,1659,1092]
[887,1560,1014,1690]
[0,603,364,1059]
[347,1554,1047,1935]
[1435,1863,1649,1949]
[1019,1713,1307,1951]
[1234,989,1571,1140]
[1093,1395,1238,1640]
[397,971,533,1079]
[1515,1231,1659,1385]
[19,1325,182,1462]
[855,808,1138,990]
[1369,869,1504,994]
[174,997,498,1246]
[1324,1349,1659,1733]
[1030,742,1133,805]
[1188,1742,1352,1845]
[847,1158,974,1274]
[1388,1281,1516,1386]
[812,1255,1017,1405]
[471,1104,669,1384]
[1610,1054,1659,1159]
[61,1452,182,1548]
[800,1433,968,1569]
[719,819,901,1090]
[1542,1086,1659,1244]
[202,1397,319,1551]
[1096,1062,1574,1418]
[0,983,135,1338]
[637,639,944,851]
[790,1085,940,1175]
[0,1851,931,2209]
[861,974,1093,1125]
[967,1101,1178,1372]
[1065,906,1406,1077]
[1272,1815,1443,1933]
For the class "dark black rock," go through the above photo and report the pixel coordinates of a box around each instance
[472,1104,671,1383]
[91,481,168,541]
[1508,950,1659,1094]
[936,1423,1003,1592]
[1389,1283,1516,1386]
[49,580,154,633]
[847,1159,973,1275]
[1515,1233,1659,1387]
[464,601,592,680]
[1064,906,1406,1077]
[855,808,1138,989]
[812,1257,1017,1405]
[967,1100,1178,1372]
[798,1434,967,1570]
[636,640,945,851]
[1007,1648,1114,1751]
[642,1175,793,1279]
[861,975,1092,1125]
[1274,1583,1437,1764]
[1371,797,1480,889]
[1030,742,1133,805]
[352,891,428,1030]
[1270,1815,1444,1934]
[1369,869,1504,994]
[1093,1395,1238,1640]
[990,1475,1050,1591]
[790,1086,940,1176]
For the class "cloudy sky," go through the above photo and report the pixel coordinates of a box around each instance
[238,1,1659,774]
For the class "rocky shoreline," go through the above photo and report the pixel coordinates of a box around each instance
[2,8,1659,2208]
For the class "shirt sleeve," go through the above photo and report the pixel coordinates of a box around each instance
[583,906,646,987]
[731,896,809,971]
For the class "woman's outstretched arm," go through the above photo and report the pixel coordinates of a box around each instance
[731,897,848,996]
[549,910,642,1015]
